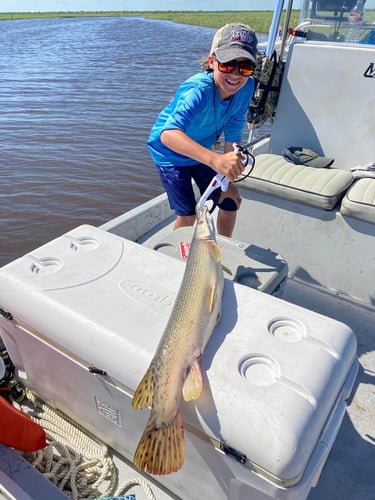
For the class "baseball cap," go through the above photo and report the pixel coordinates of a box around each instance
[211,23,258,65]
[282,147,334,168]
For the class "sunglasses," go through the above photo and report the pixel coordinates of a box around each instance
[215,58,255,77]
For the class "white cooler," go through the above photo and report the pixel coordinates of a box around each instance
[0,225,358,500]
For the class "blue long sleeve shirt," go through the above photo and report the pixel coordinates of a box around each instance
[147,72,255,167]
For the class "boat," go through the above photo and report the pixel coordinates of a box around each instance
[0,1,374,498]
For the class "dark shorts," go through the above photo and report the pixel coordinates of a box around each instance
[156,163,217,216]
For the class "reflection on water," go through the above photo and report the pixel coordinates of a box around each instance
[0,16,265,266]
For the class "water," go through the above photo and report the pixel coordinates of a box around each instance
[0,16,265,266]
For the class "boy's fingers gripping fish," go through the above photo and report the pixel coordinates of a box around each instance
[131,205,224,475]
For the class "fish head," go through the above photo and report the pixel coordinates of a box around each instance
[195,205,216,241]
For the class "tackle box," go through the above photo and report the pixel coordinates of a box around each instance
[0,225,358,500]
[143,226,288,296]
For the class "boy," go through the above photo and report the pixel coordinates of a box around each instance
[148,23,258,237]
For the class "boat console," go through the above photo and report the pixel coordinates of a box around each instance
[294,0,375,44]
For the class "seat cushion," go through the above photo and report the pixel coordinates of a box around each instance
[240,154,353,210]
[340,178,375,224]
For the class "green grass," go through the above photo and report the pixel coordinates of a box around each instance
[1,10,374,33]
[0,10,299,34]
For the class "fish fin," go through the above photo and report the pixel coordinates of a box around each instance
[207,282,219,313]
[182,359,202,401]
[133,412,184,475]
[132,367,154,409]
[222,264,233,276]
[207,240,222,262]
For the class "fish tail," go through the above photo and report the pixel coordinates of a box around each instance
[133,412,184,475]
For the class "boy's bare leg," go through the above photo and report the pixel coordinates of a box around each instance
[173,215,196,230]
[217,209,236,238]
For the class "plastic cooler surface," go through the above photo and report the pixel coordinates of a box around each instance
[0,225,357,486]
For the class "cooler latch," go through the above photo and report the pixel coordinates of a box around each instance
[220,441,247,464]
[0,308,13,321]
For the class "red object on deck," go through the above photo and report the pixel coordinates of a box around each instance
[0,397,47,452]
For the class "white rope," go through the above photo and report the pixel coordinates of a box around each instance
[115,477,157,500]
[15,390,157,500]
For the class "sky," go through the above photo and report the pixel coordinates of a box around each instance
[0,0,303,12]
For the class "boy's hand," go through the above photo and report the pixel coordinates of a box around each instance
[212,151,244,182]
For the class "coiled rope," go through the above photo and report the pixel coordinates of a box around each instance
[15,390,157,500]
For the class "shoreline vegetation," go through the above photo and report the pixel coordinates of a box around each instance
[1,10,374,33]
[0,11,300,34]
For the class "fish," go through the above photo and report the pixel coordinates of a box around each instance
[131,204,224,475]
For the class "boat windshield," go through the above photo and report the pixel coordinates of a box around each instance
[297,0,375,44]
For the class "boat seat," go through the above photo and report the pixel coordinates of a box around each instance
[240,154,353,210]
[340,178,375,224]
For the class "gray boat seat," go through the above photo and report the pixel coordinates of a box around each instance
[340,178,375,224]
[240,154,353,210]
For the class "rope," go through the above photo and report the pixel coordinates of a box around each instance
[115,477,157,500]
[15,390,157,500]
